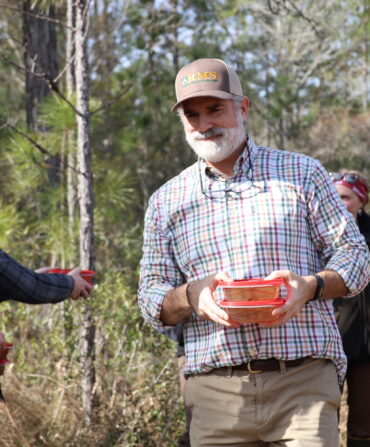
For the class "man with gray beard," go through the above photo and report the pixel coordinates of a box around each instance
[138,58,370,446]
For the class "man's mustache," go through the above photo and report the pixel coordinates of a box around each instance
[192,128,225,140]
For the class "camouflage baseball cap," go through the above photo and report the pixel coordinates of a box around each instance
[172,58,243,111]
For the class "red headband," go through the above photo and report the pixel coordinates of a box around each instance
[334,179,369,205]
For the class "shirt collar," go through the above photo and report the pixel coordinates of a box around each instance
[199,135,258,180]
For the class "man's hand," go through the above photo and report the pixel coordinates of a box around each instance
[68,267,93,300]
[260,270,316,327]
[185,272,240,328]
[161,271,240,327]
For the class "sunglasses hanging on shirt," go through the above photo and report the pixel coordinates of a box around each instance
[198,146,262,200]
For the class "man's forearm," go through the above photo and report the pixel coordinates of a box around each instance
[308,269,348,301]
[160,284,193,325]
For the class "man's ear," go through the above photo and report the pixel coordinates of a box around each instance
[240,96,250,121]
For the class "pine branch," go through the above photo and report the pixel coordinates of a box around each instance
[266,0,321,38]
[250,101,287,140]
[0,3,75,30]
[0,54,83,117]
[90,85,132,116]
[285,0,321,37]
[54,54,76,84]
[2,121,87,177]
[266,0,281,15]
[1,51,129,120]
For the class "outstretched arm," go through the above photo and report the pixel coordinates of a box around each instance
[0,250,91,304]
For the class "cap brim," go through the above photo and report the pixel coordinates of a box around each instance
[171,91,237,112]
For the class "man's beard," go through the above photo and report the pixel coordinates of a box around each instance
[184,111,246,163]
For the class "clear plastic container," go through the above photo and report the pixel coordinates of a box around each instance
[220,299,285,324]
[218,278,286,302]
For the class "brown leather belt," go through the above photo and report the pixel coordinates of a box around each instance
[227,357,309,374]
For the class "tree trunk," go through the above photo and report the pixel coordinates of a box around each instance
[66,0,77,260]
[171,0,179,74]
[75,0,96,426]
[22,0,58,131]
[362,0,368,111]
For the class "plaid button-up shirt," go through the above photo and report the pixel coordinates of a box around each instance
[0,250,73,304]
[138,137,370,382]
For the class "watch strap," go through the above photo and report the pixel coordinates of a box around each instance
[311,274,325,301]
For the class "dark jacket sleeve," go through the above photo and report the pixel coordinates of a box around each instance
[333,211,370,361]
[0,249,74,304]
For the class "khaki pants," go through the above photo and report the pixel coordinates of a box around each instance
[178,355,191,447]
[184,358,341,447]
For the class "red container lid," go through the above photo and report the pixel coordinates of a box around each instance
[80,270,96,277]
[219,298,285,308]
[48,268,96,276]
[48,268,70,274]
[218,278,285,288]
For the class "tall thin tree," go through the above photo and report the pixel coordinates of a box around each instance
[75,0,96,425]
[66,0,77,253]
[22,0,58,131]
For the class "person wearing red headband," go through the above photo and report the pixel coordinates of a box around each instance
[331,170,369,218]
[332,169,370,447]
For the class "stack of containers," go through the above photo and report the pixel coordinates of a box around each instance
[218,278,287,324]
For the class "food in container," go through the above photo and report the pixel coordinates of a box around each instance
[220,299,285,324]
[218,278,286,302]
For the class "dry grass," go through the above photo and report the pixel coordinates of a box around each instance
[0,368,350,447]
[0,353,184,447]
[0,277,188,447]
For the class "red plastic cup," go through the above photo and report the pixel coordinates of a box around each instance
[79,270,96,284]
[47,268,96,284]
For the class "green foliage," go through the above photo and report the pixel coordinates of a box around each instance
[0,273,183,446]
[39,94,77,133]
[0,202,26,251]
[0,0,368,444]
[5,133,47,192]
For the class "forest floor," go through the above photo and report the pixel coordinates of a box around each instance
[0,371,351,447]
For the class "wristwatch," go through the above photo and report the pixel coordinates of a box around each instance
[310,274,325,301]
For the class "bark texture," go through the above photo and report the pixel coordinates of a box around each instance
[75,0,96,426]
[22,0,58,131]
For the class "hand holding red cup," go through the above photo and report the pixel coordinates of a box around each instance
[47,267,96,299]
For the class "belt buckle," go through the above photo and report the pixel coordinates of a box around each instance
[247,360,262,374]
